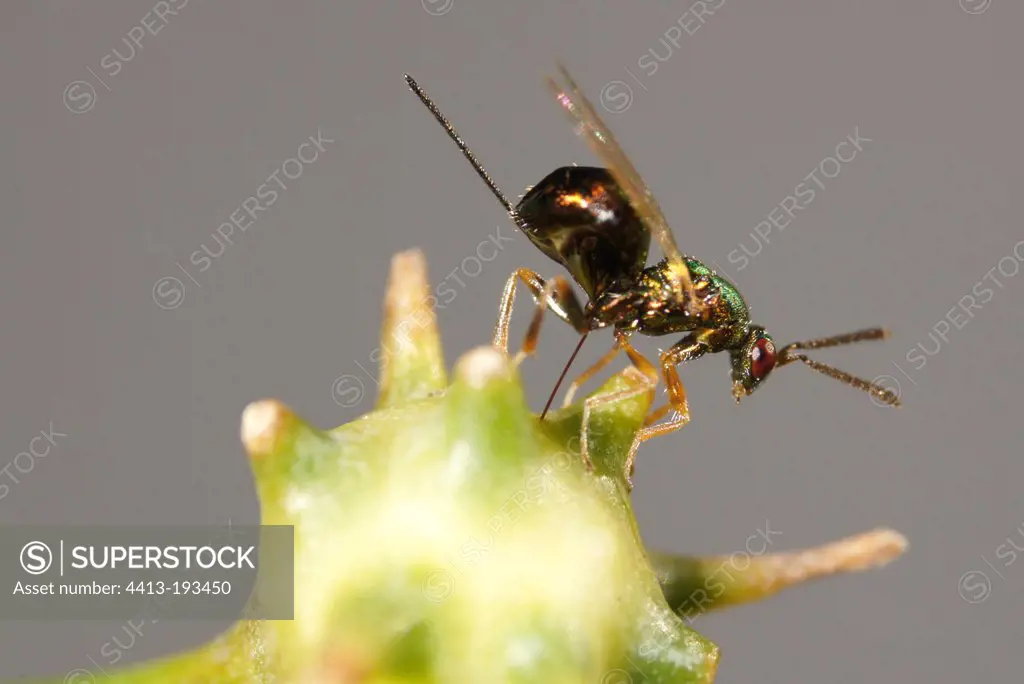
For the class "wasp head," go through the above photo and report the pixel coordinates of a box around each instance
[729,326,777,402]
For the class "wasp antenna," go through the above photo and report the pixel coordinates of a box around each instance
[779,353,900,407]
[781,328,890,354]
[404,74,527,232]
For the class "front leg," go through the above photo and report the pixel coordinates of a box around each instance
[657,333,712,422]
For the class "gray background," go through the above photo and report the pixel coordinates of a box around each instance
[2,0,1021,681]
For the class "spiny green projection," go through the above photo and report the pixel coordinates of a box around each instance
[32,250,906,683]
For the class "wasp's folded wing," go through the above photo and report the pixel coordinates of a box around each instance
[545,63,697,307]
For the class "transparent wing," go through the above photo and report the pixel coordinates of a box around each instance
[545,63,698,309]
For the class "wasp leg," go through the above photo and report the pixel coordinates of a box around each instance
[643,403,674,427]
[512,277,562,367]
[493,268,588,357]
[577,333,661,475]
[563,330,657,407]
[577,367,657,474]
[561,342,621,408]
[620,334,712,489]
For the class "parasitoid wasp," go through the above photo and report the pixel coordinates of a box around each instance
[405,64,900,487]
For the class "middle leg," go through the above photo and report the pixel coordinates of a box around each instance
[563,329,662,407]
[576,332,661,474]
[619,334,711,488]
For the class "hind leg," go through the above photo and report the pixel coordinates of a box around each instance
[493,268,588,361]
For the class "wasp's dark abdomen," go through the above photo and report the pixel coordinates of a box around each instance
[515,166,650,299]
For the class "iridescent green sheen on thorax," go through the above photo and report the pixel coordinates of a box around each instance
[683,257,749,327]
[629,256,751,353]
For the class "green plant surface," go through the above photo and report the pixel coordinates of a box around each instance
[26,250,906,684]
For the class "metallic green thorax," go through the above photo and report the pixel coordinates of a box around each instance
[683,257,748,324]
[629,256,751,351]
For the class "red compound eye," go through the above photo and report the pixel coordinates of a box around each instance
[750,338,776,380]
